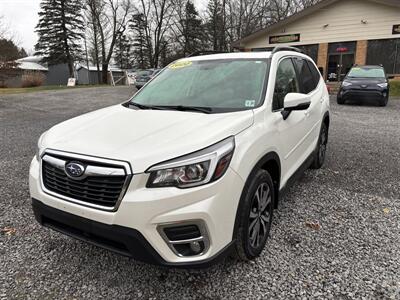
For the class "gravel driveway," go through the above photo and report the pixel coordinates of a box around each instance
[0,87,399,299]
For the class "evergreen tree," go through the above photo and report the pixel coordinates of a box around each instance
[114,34,132,70]
[180,1,204,56]
[130,13,151,69]
[0,39,26,62]
[35,0,84,77]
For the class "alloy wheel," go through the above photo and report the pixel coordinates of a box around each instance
[248,183,272,248]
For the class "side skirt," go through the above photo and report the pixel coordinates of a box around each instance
[277,151,315,206]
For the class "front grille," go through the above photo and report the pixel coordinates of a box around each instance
[343,90,383,101]
[41,153,129,209]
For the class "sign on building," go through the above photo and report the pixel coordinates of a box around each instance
[393,24,400,35]
[269,33,301,44]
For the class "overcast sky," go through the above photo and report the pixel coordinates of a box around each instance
[0,0,207,54]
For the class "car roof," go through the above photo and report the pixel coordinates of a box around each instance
[179,52,273,62]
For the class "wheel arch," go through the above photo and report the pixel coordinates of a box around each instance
[232,151,281,240]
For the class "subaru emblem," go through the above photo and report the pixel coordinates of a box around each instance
[65,162,85,178]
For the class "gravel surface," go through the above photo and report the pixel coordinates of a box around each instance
[0,87,399,299]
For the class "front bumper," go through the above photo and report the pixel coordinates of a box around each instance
[338,89,388,102]
[29,156,244,266]
[32,198,235,268]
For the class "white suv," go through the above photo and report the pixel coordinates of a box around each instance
[30,48,330,267]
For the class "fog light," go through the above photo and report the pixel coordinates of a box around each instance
[190,241,202,254]
[158,221,210,257]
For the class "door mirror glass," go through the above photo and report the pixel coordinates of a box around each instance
[283,93,311,111]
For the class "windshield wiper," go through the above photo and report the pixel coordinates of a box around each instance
[128,102,167,111]
[128,103,212,114]
[159,105,213,114]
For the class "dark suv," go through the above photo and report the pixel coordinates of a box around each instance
[135,69,161,89]
[337,65,390,106]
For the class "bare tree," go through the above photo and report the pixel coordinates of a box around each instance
[85,0,132,83]
[0,15,7,39]
[134,0,175,68]
[85,0,104,83]
[225,0,271,47]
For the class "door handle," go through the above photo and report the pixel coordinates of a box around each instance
[304,110,310,117]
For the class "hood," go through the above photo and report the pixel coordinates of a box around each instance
[42,105,254,173]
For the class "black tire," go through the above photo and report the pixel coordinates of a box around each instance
[337,96,345,105]
[311,122,329,169]
[234,169,275,261]
[379,95,388,107]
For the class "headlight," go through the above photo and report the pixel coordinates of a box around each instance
[147,137,235,188]
[342,81,352,87]
[377,82,388,88]
[35,131,47,161]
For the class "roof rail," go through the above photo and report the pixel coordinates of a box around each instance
[187,50,227,57]
[271,46,303,55]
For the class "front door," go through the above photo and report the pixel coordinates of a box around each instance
[272,57,312,183]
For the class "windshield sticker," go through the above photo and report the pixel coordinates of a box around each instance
[169,61,192,69]
[245,100,256,107]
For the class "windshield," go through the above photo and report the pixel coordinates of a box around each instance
[130,59,269,112]
[137,70,153,76]
[347,67,385,78]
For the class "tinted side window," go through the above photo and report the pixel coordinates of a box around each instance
[273,58,300,110]
[293,58,316,94]
[307,60,322,86]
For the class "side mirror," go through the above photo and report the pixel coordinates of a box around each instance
[282,93,311,120]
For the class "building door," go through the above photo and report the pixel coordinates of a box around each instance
[327,53,355,82]
[327,54,340,81]
[327,42,356,82]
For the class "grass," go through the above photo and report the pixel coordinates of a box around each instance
[390,80,400,97]
[0,84,112,95]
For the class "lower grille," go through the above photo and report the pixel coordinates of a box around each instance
[343,90,383,101]
[41,152,131,210]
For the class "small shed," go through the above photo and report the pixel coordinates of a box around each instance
[76,65,127,85]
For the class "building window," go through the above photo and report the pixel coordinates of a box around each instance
[367,38,400,74]
[251,47,274,52]
[296,44,319,63]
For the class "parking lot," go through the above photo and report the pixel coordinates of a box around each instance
[0,86,399,299]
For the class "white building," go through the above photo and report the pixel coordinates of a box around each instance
[233,0,400,81]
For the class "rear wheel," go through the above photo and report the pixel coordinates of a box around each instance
[234,170,274,261]
[311,122,328,169]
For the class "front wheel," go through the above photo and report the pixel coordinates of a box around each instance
[311,122,328,169]
[234,169,275,261]
[379,95,388,107]
[337,96,345,105]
